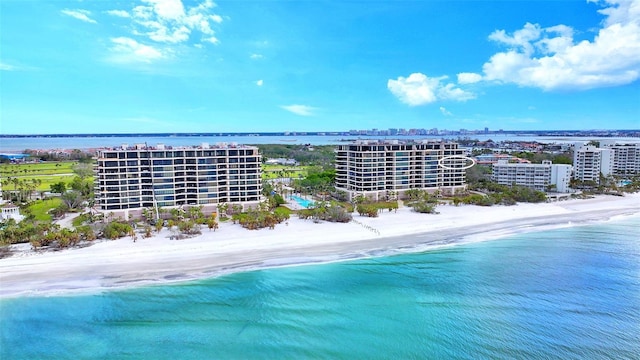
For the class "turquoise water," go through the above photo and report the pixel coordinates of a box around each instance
[2,217,639,359]
[290,195,314,208]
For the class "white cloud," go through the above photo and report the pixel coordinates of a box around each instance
[61,9,97,24]
[439,107,452,116]
[203,36,220,44]
[109,37,165,64]
[106,10,131,18]
[250,53,264,59]
[387,73,475,106]
[457,72,482,84]
[256,80,264,86]
[480,0,640,90]
[210,14,223,23]
[111,0,225,45]
[281,104,316,116]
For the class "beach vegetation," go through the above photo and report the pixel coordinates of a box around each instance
[460,183,546,206]
[207,217,219,231]
[298,201,352,223]
[402,190,439,214]
[102,221,134,240]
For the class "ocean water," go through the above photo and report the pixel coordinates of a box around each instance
[1,217,639,359]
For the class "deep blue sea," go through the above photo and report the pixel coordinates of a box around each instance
[1,217,639,359]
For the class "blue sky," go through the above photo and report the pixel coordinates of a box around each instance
[1,0,638,134]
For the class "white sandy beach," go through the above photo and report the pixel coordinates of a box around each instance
[1,194,639,298]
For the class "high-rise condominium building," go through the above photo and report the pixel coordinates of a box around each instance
[492,160,573,193]
[600,141,640,176]
[335,140,467,201]
[573,143,613,183]
[94,143,262,218]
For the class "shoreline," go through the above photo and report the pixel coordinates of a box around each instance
[1,194,639,299]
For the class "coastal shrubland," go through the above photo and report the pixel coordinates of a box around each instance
[298,201,352,222]
[403,189,439,214]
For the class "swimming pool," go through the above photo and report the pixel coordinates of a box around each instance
[290,195,314,208]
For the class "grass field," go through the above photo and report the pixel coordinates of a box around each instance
[25,198,63,221]
[1,161,82,191]
[262,164,308,180]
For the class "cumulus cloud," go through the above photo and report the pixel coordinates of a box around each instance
[387,73,475,106]
[61,9,97,23]
[106,10,131,18]
[439,107,452,116]
[480,0,640,90]
[250,53,264,59]
[108,37,165,64]
[280,104,316,116]
[108,0,223,45]
[256,79,264,86]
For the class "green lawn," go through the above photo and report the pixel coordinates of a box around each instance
[25,198,63,221]
[0,161,76,176]
[1,161,85,191]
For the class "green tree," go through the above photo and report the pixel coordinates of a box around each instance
[50,182,67,194]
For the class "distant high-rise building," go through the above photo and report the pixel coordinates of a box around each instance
[335,139,467,201]
[484,127,489,134]
[94,143,262,218]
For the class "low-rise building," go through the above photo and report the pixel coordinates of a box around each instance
[492,160,573,193]
[0,181,23,222]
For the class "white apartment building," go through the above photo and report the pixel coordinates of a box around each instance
[600,141,640,176]
[492,160,573,193]
[94,143,262,218]
[573,143,613,183]
[335,140,467,201]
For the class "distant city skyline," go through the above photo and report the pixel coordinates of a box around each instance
[1,0,639,135]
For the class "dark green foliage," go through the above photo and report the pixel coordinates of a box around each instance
[298,201,352,223]
[461,184,546,206]
[256,144,336,166]
[102,221,133,240]
[70,176,93,197]
[50,181,67,194]
[232,208,287,230]
[356,204,379,217]
[293,166,335,194]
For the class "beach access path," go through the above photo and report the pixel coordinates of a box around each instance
[1,194,638,298]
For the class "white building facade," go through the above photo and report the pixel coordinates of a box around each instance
[0,180,24,222]
[573,144,613,183]
[335,140,468,201]
[492,160,573,193]
[600,141,640,176]
[94,143,262,218]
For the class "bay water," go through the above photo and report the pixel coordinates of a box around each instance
[1,217,639,359]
